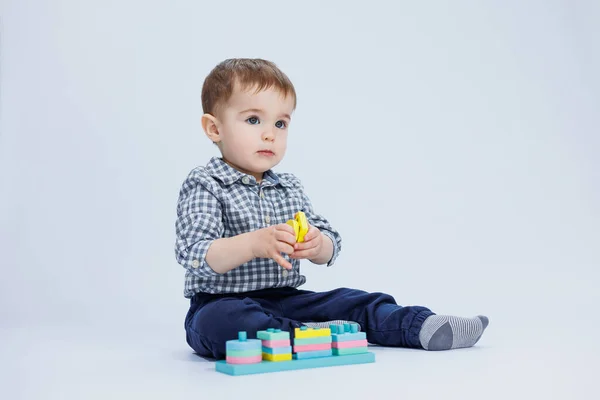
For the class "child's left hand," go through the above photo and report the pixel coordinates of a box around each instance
[290,225,323,260]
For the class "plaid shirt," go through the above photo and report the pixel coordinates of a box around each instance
[174,157,342,297]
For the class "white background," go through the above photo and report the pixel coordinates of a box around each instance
[1,1,598,399]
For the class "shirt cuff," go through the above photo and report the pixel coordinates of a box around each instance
[180,239,222,277]
[320,230,341,267]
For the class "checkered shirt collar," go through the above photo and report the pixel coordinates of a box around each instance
[205,156,293,187]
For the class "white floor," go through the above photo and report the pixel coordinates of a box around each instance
[1,317,596,400]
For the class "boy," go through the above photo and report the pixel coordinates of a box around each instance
[174,58,488,360]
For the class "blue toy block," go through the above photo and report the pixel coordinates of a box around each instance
[215,352,375,376]
[256,328,290,341]
[292,349,332,359]
[226,331,262,351]
[331,332,366,342]
[330,323,360,334]
[262,346,292,355]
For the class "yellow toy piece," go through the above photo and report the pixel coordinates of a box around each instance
[286,211,309,242]
[262,352,292,362]
[294,327,331,339]
[286,219,300,241]
[295,211,309,242]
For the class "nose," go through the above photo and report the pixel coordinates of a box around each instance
[262,127,275,142]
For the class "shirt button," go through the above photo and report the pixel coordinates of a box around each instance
[265,215,271,224]
[282,269,289,278]
[192,260,200,268]
[259,191,265,199]
[242,176,250,184]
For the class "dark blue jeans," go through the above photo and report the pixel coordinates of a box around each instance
[184,286,434,359]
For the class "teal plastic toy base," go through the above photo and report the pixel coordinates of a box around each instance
[215,352,375,376]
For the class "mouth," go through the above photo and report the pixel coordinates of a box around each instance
[257,150,275,156]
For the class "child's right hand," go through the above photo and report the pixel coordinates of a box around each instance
[250,223,297,270]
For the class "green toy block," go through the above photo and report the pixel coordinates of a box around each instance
[256,328,290,341]
[215,352,375,376]
[332,347,368,356]
[330,323,361,334]
[293,336,332,346]
[329,323,366,342]
[226,348,262,358]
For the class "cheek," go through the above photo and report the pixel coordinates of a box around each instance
[237,130,255,149]
[229,140,247,156]
[224,124,252,152]
[278,132,288,147]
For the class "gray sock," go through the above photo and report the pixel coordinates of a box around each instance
[419,315,489,350]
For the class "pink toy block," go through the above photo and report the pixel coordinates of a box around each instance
[293,342,331,353]
[262,339,291,348]
[226,355,262,364]
[331,339,368,349]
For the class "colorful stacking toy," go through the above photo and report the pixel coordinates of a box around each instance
[225,331,262,364]
[293,326,333,359]
[217,323,374,376]
[331,323,368,355]
[258,328,292,361]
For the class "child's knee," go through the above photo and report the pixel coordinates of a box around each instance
[186,298,271,357]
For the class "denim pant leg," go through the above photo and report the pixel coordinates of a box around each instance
[279,287,435,348]
[184,291,304,360]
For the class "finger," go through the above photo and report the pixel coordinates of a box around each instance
[276,230,297,246]
[293,240,317,251]
[304,225,319,239]
[276,223,296,235]
[277,241,295,255]
[290,249,316,259]
[303,226,320,241]
[273,253,293,270]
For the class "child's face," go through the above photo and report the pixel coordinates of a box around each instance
[205,83,294,182]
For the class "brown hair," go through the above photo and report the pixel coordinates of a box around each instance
[201,58,297,116]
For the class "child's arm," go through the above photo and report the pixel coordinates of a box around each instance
[290,222,336,265]
[206,224,296,273]
[313,234,334,264]
[175,174,225,277]
[175,171,297,275]
[203,231,256,274]
[289,184,342,266]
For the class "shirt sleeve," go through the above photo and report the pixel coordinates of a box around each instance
[174,170,223,277]
[300,187,343,267]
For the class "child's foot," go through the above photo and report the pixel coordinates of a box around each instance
[419,315,489,350]
[302,320,361,331]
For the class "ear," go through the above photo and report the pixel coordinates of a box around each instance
[201,113,221,144]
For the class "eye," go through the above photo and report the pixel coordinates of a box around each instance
[275,120,287,129]
[246,116,260,125]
